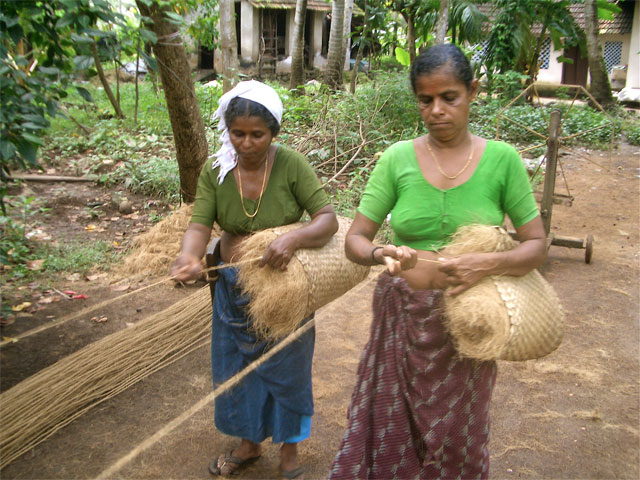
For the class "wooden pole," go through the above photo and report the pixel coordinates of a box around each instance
[540,110,562,236]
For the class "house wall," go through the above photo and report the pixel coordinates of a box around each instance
[537,48,564,84]
[536,32,635,87]
[627,2,639,88]
[240,1,259,62]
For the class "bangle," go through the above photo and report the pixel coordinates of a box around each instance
[371,246,383,264]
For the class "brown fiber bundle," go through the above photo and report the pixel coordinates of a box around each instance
[0,287,212,469]
[442,225,564,361]
[237,217,370,340]
[113,204,220,280]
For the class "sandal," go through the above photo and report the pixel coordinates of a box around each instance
[208,451,260,476]
[279,465,305,479]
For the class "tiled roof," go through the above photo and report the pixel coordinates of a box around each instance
[247,0,333,13]
[476,0,635,35]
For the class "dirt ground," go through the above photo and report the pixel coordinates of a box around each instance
[0,142,638,479]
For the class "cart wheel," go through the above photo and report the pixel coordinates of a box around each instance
[584,234,594,264]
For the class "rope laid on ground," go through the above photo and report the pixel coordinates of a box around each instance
[0,257,260,348]
[95,271,379,478]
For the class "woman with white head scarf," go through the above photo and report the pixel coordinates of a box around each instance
[172,81,338,479]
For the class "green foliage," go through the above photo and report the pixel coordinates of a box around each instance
[626,123,640,146]
[41,240,118,275]
[486,70,529,104]
[113,154,181,202]
[0,195,37,267]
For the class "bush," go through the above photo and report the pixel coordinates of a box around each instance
[626,123,640,146]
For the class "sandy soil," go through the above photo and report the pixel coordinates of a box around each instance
[0,143,638,479]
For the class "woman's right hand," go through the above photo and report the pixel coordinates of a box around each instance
[170,253,203,282]
[376,245,417,275]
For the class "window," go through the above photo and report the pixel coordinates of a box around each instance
[603,41,623,73]
[538,38,551,69]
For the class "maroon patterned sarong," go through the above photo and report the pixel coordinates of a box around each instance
[329,273,497,480]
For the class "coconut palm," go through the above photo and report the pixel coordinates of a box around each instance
[325,0,346,89]
[289,0,307,92]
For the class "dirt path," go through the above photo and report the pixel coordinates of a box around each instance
[1,144,638,479]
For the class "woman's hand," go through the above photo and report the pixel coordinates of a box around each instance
[437,252,493,295]
[170,253,203,282]
[376,245,418,275]
[259,232,299,271]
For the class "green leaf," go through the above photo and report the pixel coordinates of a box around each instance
[139,28,157,44]
[21,133,44,145]
[38,66,60,75]
[56,12,76,29]
[141,51,158,72]
[395,47,410,67]
[164,12,185,25]
[76,86,94,103]
[15,139,37,165]
[0,140,16,160]
[71,33,94,45]
[74,55,95,70]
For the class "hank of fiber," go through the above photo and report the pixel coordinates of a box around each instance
[0,287,212,469]
[237,217,370,340]
[442,224,564,361]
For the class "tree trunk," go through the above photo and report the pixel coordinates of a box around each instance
[135,1,208,203]
[219,0,239,92]
[435,0,449,44]
[584,0,615,108]
[325,0,345,90]
[341,0,354,72]
[350,0,368,94]
[289,0,308,92]
[90,42,125,119]
[406,13,416,65]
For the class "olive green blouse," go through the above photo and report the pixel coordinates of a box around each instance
[191,145,330,234]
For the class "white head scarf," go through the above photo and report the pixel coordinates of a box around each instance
[211,80,284,184]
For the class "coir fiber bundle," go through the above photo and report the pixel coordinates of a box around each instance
[442,225,564,361]
[236,217,370,340]
[113,204,220,280]
[0,287,212,469]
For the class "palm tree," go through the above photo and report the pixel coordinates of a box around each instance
[325,0,345,90]
[219,0,239,92]
[434,0,450,44]
[289,0,308,92]
[584,0,615,108]
[341,0,355,73]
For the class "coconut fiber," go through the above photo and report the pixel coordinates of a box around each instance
[442,224,564,361]
[236,217,370,340]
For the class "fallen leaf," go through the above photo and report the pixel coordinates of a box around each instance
[91,316,108,323]
[39,296,57,304]
[125,322,135,328]
[66,273,82,282]
[72,294,87,300]
[63,290,76,295]
[110,217,120,221]
[11,302,32,312]
[618,230,629,236]
[26,259,45,271]
[85,274,100,281]
[111,284,130,292]
[85,224,97,231]
[1,336,18,343]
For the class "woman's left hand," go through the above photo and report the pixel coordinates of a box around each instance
[259,232,299,271]
[438,253,494,296]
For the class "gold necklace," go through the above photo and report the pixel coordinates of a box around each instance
[237,156,269,219]
[425,137,474,180]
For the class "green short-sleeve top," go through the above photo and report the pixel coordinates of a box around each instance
[191,145,330,234]
[357,139,539,251]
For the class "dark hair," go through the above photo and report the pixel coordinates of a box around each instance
[410,44,473,93]
[224,97,280,136]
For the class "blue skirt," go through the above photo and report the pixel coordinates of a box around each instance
[211,264,315,444]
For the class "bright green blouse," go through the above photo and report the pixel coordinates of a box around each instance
[357,139,539,251]
[191,145,330,234]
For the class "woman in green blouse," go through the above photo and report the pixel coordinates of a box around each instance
[330,44,547,479]
[172,81,337,479]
